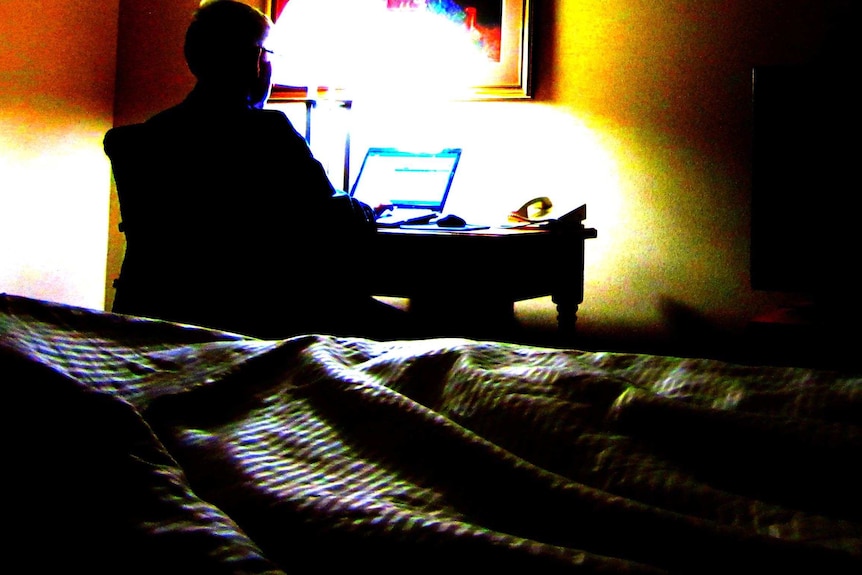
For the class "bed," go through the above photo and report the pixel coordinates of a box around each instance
[2,293,859,574]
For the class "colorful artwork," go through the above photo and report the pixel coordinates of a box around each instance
[385,1,503,62]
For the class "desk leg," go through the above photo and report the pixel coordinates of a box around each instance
[550,225,591,342]
[553,297,580,339]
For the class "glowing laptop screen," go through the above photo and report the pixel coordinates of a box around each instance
[349,148,462,211]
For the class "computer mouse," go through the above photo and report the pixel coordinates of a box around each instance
[436,214,467,228]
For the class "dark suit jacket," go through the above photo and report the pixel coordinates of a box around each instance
[105,86,374,338]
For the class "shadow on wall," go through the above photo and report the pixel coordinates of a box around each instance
[511,295,736,360]
[657,297,737,361]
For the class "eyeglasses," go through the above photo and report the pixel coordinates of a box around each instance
[257,46,275,61]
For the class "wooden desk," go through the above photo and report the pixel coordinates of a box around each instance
[369,214,597,341]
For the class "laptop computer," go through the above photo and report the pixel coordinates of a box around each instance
[349,147,462,227]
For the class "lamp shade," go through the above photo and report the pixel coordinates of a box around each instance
[268,0,487,100]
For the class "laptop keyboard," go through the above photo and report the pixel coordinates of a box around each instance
[375,209,439,226]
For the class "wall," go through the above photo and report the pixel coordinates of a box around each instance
[529,0,847,352]
[4,0,847,354]
[0,0,119,310]
[270,0,847,353]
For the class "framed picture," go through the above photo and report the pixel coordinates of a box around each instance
[267,0,532,100]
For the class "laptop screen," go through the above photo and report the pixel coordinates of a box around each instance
[349,148,462,211]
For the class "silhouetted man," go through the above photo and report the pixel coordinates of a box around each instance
[106,0,408,339]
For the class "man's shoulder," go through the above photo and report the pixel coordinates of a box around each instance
[137,100,303,150]
[249,107,293,127]
[250,107,306,144]
[146,102,186,123]
[255,107,289,119]
[144,99,289,122]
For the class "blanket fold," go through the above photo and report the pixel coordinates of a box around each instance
[2,294,859,574]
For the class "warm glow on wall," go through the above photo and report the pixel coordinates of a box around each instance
[0,104,111,308]
[342,100,622,237]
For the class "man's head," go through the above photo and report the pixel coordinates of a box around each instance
[184,0,273,106]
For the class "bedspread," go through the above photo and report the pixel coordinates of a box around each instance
[2,294,860,574]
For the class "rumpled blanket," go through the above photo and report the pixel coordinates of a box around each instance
[2,294,860,574]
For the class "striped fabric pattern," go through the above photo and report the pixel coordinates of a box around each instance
[2,294,859,574]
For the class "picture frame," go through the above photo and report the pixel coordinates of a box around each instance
[266,0,532,101]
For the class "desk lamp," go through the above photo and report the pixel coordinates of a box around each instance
[266,0,486,191]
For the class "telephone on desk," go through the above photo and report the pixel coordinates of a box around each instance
[505,197,587,229]
[510,196,554,223]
